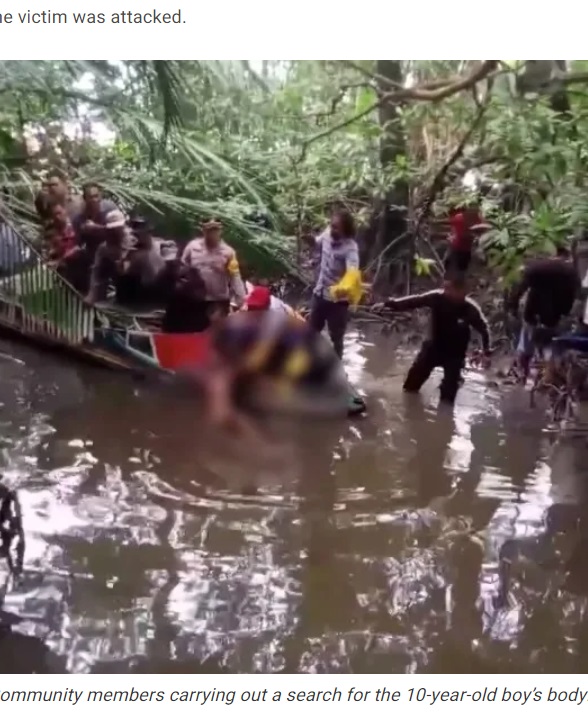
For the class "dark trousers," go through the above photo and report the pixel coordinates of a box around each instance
[309,295,349,359]
[163,296,211,333]
[60,251,91,294]
[444,248,472,273]
[209,300,231,317]
[403,341,465,404]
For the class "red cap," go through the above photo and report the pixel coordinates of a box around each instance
[246,286,271,310]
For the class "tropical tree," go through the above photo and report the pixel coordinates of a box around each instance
[2,59,588,284]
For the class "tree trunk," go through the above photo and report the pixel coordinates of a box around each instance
[369,61,409,286]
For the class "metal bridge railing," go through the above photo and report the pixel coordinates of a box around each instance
[0,219,97,345]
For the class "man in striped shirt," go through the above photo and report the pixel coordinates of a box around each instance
[375,274,491,404]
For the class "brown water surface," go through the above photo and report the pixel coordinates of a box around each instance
[1,325,588,673]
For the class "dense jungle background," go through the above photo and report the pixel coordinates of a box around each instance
[1,60,588,288]
[4,61,588,674]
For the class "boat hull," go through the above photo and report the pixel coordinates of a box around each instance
[0,224,366,416]
[98,326,367,417]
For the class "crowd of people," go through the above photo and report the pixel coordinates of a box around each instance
[35,170,252,332]
[376,215,588,407]
[32,172,363,431]
[33,172,588,432]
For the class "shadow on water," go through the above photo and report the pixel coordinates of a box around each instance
[1,327,588,673]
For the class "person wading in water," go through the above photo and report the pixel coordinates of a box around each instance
[306,208,362,360]
[375,273,492,405]
[508,244,581,383]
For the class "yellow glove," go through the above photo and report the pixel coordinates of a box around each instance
[329,268,363,306]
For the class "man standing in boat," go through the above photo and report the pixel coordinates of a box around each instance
[181,219,246,317]
[44,169,83,219]
[85,210,135,304]
[162,258,211,334]
[36,170,82,243]
[115,217,167,306]
[306,208,362,359]
[45,201,78,274]
[72,183,119,239]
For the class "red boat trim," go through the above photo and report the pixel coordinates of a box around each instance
[151,331,212,371]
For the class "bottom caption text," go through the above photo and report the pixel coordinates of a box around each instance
[1,686,588,707]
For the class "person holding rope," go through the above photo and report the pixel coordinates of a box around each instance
[46,201,77,262]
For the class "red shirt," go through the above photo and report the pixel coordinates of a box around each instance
[449,210,482,251]
[52,224,77,259]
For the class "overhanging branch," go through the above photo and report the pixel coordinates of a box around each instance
[301,61,500,158]
[341,60,499,99]
[299,99,380,161]
[385,61,498,102]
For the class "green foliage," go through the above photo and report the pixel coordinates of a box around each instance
[472,97,588,281]
[414,255,435,277]
[1,59,588,281]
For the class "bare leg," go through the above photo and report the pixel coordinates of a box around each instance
[205,368,273,451]
[205,368,239,426]
[515,324,534,384]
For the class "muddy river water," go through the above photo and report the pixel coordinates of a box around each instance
[1,325,588,673]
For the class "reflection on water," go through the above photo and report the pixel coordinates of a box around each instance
[1,328,588,673]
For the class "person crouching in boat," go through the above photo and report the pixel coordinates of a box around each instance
[201,286,349,435]
[162,259,211,334]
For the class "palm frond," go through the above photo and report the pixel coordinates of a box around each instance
[111,112,268,206]
[0,59,301,275]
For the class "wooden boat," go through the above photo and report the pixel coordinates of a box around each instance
[0,222,366,416]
